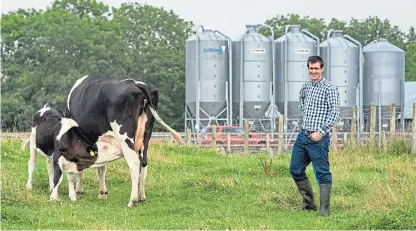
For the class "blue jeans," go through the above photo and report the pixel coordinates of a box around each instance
[289,129,332,184]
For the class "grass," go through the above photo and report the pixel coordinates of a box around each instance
[1,138,416,230]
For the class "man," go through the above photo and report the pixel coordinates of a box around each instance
[289,55,340,216]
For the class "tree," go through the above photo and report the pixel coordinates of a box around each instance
[405,43,416,81]
[1,4,130,130]
[406,27,416,44]
[1,0,194,131]
[111,3,194,129]
[260,14,327,40]
[344,16,407,50]
[327,18,347,32]
[51,0,110,19]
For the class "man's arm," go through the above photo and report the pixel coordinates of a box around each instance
[299,84,306,114]
[317,85,340,137]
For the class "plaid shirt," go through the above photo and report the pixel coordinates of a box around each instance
[299,77,340,137]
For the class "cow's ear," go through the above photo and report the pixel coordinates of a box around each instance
[65,109,73,118]
[86,145,98,157]
[57,109,65,117]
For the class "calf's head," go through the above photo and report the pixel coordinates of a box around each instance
[56,118,123,171]
[55,118,98,163]
[55,118,121,170]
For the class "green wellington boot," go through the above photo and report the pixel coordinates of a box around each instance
[295,179,317,211]
[318,183,332,216]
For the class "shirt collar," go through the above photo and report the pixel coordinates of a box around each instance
[311,76,325,85]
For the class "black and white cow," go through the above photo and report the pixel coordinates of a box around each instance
[24,104,123,201]
[67,75,183,207]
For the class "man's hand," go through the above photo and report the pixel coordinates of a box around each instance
[309,132,322,142]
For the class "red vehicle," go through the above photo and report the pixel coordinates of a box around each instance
[197,125,271,145]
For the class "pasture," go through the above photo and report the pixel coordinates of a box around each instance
[1,138,416,230]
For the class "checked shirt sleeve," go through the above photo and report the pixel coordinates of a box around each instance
[317,85,340,137]
[299,83,306,114]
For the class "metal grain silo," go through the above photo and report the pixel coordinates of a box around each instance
[185,25,232,132]
[363,38,405,132]
[320,30,363,131]
[232,24,276,131]
[274,25,320,128]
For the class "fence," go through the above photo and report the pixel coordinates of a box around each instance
[178,103,416,154]
[2,104,416,154]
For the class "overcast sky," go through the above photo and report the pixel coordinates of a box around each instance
[2,0,415,40]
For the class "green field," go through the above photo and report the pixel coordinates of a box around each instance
[1,138,416,230]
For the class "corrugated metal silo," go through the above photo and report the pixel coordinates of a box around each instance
[232,24,275,129]
[274,25,320,122]
[185,26,232,131]
[320,30,363,131]
[363,38,405,131]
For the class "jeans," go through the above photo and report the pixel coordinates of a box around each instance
[289,129,332,184]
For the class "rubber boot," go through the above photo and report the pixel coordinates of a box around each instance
[318,183,332,216]
[295,179,317,211]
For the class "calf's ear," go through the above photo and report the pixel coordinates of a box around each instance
[86,145,98,157]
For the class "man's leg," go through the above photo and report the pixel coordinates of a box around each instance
[306,135,332,216]
[290,131,317,211]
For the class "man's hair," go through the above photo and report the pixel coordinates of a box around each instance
[307,56,324,68]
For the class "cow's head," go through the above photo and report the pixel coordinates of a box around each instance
[55,118,99,167]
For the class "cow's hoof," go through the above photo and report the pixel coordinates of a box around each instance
[127,200,138,207]
[69,196,77,201]
[138,192,146,202]
[26,184,32,190]
[50,190,59,201]
[98,191,108,199]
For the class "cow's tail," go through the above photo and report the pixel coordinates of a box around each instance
[135,83,153,107]
[135,82,183,145]
[149,107,184,145]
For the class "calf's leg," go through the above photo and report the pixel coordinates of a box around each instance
[26,131,37,190]
[67,172,77,201]
[50,162,63,201]
[97,166,108,199]
[46,158,54,191]
[75,171,84,194]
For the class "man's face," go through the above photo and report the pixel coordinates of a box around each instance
[308,62,324,82]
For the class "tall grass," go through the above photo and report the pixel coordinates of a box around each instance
[1,138,415,230]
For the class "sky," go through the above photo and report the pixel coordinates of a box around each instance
[1,0,415,40]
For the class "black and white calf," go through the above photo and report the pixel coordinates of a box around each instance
[67,75,183,207]
[25,105,68,192]
[25,104,123,201]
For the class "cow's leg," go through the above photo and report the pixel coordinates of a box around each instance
[122,146,140,207]
[46,158,54,191]
[75,171,84,194]
[138,131,152,202]
[67,172,77,201]
[26,131,37,190]
[97,166,108,199]
[138,155,147,202]
[50,156,63,201]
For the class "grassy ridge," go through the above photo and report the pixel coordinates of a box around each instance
[1,138,416,230]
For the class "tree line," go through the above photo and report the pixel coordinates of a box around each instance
[1,0,415,131]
